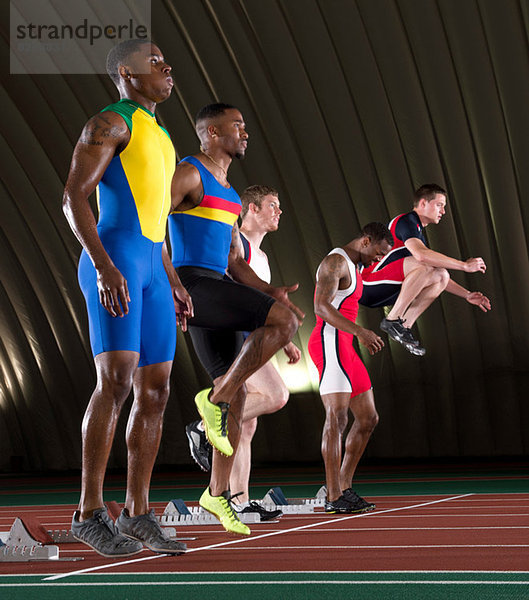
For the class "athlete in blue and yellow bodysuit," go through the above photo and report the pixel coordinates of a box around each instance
[63,40,191,558]
[78,98,176,366]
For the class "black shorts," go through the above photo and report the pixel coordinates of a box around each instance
[177,266,276,379]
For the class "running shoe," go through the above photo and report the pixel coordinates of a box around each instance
[199,488,251,535]
[237,501,283,522]
[381,318,425,356]
[194,388,233,457]
[185,420,212,471]
[342,488,376,513]
[71,507,144,558]
[116,508,186,554]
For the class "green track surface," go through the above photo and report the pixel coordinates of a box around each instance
[1,572,528,600]
[0,466,527,506]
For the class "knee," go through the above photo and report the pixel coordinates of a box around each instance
[356,410,379,435]
[137,379,170,413]
[324,408,348,434]
[267,381,290,413]
[269,302,298,346]
[434,267,450,288]
[97,368,134,411]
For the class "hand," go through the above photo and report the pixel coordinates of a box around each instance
[356,327,384,355]
[96,264,130,317]
[269,283,305,323]
[172,281,194,331]
[466,291,491,312]
[464,257,486,273]
[283,342,301,364]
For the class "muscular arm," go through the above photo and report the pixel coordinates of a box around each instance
[314,254,383,355]
[162,242,194,330]
[170,160,204,212]
[62,111,131,316]
[228,223,304,321]
[405,238,486,273]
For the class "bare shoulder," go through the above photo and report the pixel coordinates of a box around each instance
[78,111,129,148]
[320,252,347,275]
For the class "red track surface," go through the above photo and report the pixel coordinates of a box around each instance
[1,493,528,576]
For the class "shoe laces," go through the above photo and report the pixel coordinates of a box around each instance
[219,491,243,524]
[217,402,230,437]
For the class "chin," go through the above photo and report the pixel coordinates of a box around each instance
[235,151,245,160]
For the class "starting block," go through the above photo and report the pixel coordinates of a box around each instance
[261,486,326,513]
[0,517,81,562]
[160,499,260,526]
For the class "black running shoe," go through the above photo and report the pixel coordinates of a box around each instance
[237,501,283,522]
[342,488,376,513]
[381,318,425,356]
[324,494,358,514]
[185,420,212,471]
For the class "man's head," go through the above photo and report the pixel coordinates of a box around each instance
[106,40,173,103]
[240,185,281,232]
[195,103,248,159]
[413,183,447,226]
[356,222,394,267]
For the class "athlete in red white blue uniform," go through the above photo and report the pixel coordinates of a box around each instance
[308,223,392,515]
[360,184,491,355]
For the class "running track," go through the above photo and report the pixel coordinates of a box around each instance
[1,491,528,599]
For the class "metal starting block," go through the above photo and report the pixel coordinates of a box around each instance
[0,517,81,562]
[160,499,260,526]
[261,486,326,513]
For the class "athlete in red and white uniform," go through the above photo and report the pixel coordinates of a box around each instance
[308,223,393,514]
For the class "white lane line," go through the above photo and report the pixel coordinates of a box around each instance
[199,544,529,550]
[44,493,473,581]
[3,580,529,588]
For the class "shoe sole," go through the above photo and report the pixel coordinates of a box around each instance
[185,428,211,472]
[195,389,233,457]
[404,342,426,356]
[72,533,144,558]
[325,505,376,515]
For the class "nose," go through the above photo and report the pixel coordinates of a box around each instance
[277,207,282,215]
[163,63,172,73]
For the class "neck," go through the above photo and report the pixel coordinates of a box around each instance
[342,241,362,266]
[240,223,266,249]
[119,89,156,115]
[200,146,232,176]
[413,208,429,227]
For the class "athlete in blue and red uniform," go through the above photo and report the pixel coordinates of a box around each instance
[360,184,491,355]
[63,40,192,557]
[168,104,302,535]
[308,223,393,513]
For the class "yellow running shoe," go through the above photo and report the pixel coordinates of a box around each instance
[194,388,233,457]
[199,487,251,536]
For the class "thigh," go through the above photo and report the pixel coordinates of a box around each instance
[349,388,377,419]
[139,252,177,367]
[245,360,285,397]
[178,267,275,332]
[188,327,245,380]
[78,249,144,357]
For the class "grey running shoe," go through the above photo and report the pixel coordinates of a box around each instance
[71,507,143,558]
[116,508,186,554]
[404,341,426,356]
[342,488,376,513]
[237,501,283,522]
[185,420,212,471]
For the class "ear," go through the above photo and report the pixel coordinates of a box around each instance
[249,202,260,214]
[118,65,131,80]
[207,124,218,139]
[362,235,371,247]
